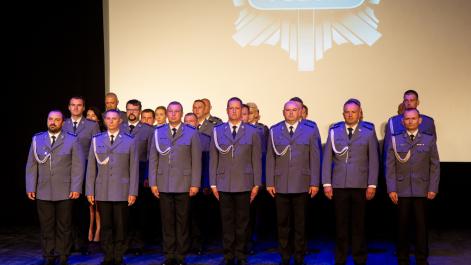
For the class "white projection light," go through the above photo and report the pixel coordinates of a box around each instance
[232,0,382,71]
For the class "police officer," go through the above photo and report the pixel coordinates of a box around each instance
[104,92,128,122]
[322,99,379,265]
[149,102,202,265]
[64,96,100,255]
[26,110,85,265]
[201,98,223,125]
[120,99,155,255]
[86,110,139,265]
[386,108,440,265]
[210,97,262,265]
[266,100,321,265]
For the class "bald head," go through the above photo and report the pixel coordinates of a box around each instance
[283,101,301,124]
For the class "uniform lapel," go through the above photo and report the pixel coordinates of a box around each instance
[281,123,291,141]
[224,123,234,143]
[172,125,184,143]
[51,132,65,151]
[75,118,86,134]
[291,122,304,142]
[350,122,361,143]
[234,123,246,143]
[110,132,123,150]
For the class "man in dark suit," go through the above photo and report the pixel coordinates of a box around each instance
[26,110,85,265]
[64,96,100,255]
[149,102,202,265]
[210,97,262,265]
[104,92,128,122]
[266,100,322,265]
[386,108,440,265]
[86,110,139,265]
[322,99,379,265]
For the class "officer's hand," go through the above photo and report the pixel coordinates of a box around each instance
[27,192,36,200]
[267,186,276,198]
[87,195,95,206]
[189,187,199,197]
[309,186,319,198]
[427,192,437,200]
[128,195,137,206]
[69,192,80,200]
[151,186,160,198]
[366,187,376,200]
[250,186,259,203]
[324,186,333,200]
[389,192,398,205]
[211,187,219,200]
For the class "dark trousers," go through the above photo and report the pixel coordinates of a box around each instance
[190,192,208,250]
[219,191,251,261]
[397,197,428,265]
[98,201,129,263]
[37,199,73,259]
[160,192,190,261]
[128,184,154,249]
[333,188,367,264]
[72,195,90,250]
[275,193,308,263]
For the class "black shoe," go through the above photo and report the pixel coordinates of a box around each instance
[115,260,127,265]
[294,261,305,265]
[161,259,175,265]
[100,261,114,265]
[237,259,248,265]
[279,260,290,265]
[176,260,187,265]
[134,248,143,256]
[58,256,69,265]
[43,258,55,265]
[80,246,90,256]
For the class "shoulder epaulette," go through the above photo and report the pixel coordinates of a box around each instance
[302,119,316,128]
[361,121,375,130]
[124,132,134,138]
[421,131,433,136]
[329,121,343,129]
[270,121,285,129]
[392,131,403,137]
[421,114,434,121]
[214,122,225,128]
[139,122,153,129]
[34,131,46,137]
[156,124,166,129]
[66,131,77,137]
[185,124,196,130]
[93,132,104,138]
[245,123,257,129]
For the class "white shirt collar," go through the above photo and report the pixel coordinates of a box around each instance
[229,121,242,132]
[170,123,182,131]
[128,121,139,127]
[345,122,359,134]
[285,121,299,132]
[48,131,61,142]
[407,129,419,137]
[108,130,119,139]
[71,116,82,124]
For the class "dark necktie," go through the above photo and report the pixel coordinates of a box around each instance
[51,135,56,146]
[129,124,135,133]
[289,126,294,137]
[73,121,78,133]
[410,134,415,142]
[110,135,115,145]
[348,127,353,140]
[172,128,177,137]
[232,126,237,139]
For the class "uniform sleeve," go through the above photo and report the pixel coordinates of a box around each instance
[148,133,158,187]
[209,129,218,187]
[265,129,275,187]
[310,126,322,187]
[428,138,440,193]
[129,138,139,196]
[25,139,38,193]
[191,130,202,188]
[85,139,97,196]
[385,136,397,193]
[368,129,380,186]
[70,137,85,193]
[382,118,393,174]
[252,129,262,187]
[321,129,334,186]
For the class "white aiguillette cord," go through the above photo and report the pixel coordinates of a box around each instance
[33,136,52,170]
[154,128,171,155]
[213,127,234,158]
[93,137,109,165]
[270,128,291,160]
[330,129,349,163]
[390,119,411,163]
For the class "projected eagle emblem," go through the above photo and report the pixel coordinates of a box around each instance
[232,0,382,71]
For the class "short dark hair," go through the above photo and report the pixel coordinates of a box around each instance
[104,109,121,118]
[302,104,308,114]
[126,99,142,110]
[168,101,183,111]
[184,112,197,119]
[290,97,304,104]
[155,106,167,114]
[227,97,243,108]
[404,90,419,99]
[48,110,64,119]
[193,99,205,106]
[403,108,421,117]
[141,108,155,118]
[69,96,85,105]
[242,104,249,110]
[344,98,362,107]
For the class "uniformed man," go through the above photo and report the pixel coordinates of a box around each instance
[104,92,128,122]
[201,98,223,124]
[266,101,321,265]
[86,110,139,265]
[26,110,85,265]
[386,108,440,265]
[64,96,100,255]
[322,99,379,265]
[194,99,222,136]
[149,102,202,265]
[210,97,262,265]
[383,90,436,160]
[184,112,213,255]
[141,108,156,126]
[241,104,250,123]
[120,99,155,255]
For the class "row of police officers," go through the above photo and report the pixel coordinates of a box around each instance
[26,90,439,265]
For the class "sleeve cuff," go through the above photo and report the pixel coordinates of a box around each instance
[368,185,377,188]
[323,184,332,187]
[210,185,217,188]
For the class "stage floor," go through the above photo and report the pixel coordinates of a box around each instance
[1,227,470,265]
